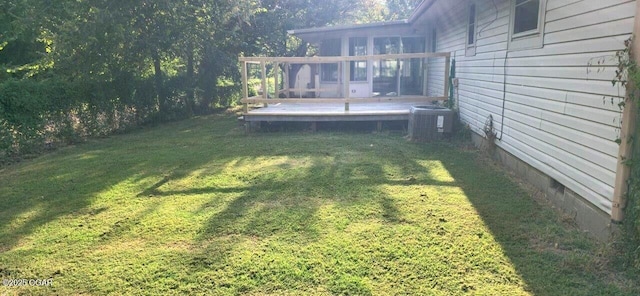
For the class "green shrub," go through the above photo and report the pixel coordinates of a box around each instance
[0,77,160,161]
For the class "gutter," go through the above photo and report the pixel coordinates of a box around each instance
[611,1,640,223]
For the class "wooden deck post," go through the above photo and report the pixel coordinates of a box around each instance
[422,57,428,96]
[274,62,279,98]
[344,60,350,111]
[284,63,290,98]
[241,60,248,113]
[444,55,451,101]
[611,2,640,223]
[261,61,268,107]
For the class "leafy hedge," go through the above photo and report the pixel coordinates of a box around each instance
[0,77,159,161]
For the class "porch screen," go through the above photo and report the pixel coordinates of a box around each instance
[349,37,367,82]
[320,39,341,82]
[400,37,425,95]
[373,37,400,96]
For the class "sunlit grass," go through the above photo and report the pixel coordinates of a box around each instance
[0,114,637,295]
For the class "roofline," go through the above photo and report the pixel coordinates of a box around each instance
[287,20,409,35]
[407,0,439,23]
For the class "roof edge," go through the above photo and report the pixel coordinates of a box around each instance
[407,0,438,23]
[287,19,409,36]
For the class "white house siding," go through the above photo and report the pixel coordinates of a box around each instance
[419,0,633,214]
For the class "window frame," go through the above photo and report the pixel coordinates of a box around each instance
[349,37,368,82]
[465,1,477,57]
[508,0,546,51]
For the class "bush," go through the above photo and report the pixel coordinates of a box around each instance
[0,77,159,161]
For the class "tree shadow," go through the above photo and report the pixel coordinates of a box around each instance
[0,117,223,252]
[433,146,637,295]
[4,116,627,294]
[179,145,459,294]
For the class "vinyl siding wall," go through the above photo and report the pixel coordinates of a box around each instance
[421,0,634,214]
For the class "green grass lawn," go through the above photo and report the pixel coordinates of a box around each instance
[0,114,638,295]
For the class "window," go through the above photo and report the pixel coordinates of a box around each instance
[349,37,367,82]
[508,0,546,50]
[513,0,539,34]
[400,37,425,95]
[466,2,476,56]
[320,39,341,82]
[373,37,400,96]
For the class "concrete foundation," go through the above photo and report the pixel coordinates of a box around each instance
[471,132,613,241]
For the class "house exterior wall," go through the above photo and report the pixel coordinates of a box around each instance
[419,0,634,216]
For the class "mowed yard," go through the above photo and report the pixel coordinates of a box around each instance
[0,114,637,295]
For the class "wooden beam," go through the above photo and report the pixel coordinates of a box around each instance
[239,52,451,63]
[284,63,290,98]
[444,55,451,99]
[611,2,640,222]
[344,60,350,111]
[241,61,248,113]
[261,61,268,107]
[422,58,429,96]
[274,62,279,99]
[241,96,447,104]
[283,88,336,94]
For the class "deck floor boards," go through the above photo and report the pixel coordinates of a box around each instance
[243,100,433,122]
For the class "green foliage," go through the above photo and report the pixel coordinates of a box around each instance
[0,77,164,161]
[385,0,422,20]
[628,115,640,270]
[0,0,424,161]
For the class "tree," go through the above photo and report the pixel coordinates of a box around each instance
[385,0,421,20]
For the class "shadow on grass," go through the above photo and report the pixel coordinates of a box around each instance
[180,144,460,294]
[0,116,228,252]
[431,145,638,295]
[184,138,636,295]
[2,115,635,294]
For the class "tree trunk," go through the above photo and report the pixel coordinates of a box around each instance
[186,42,195,116]
[198,45,214,114]
[152,51,165,114]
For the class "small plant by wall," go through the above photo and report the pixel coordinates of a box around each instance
[482,114,497,153]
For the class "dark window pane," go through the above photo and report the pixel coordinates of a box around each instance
[514,0,539,34]
[400,37,425,95]
[468,4,476,45]
[468,4,476,24]
[373,37,400,96]
[320,39,341,56]
[320,39,341,81]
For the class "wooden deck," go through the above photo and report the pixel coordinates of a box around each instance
[239,53,451,124]
[243,100,430,122]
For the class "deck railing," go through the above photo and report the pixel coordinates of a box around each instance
[239,52,451,113]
